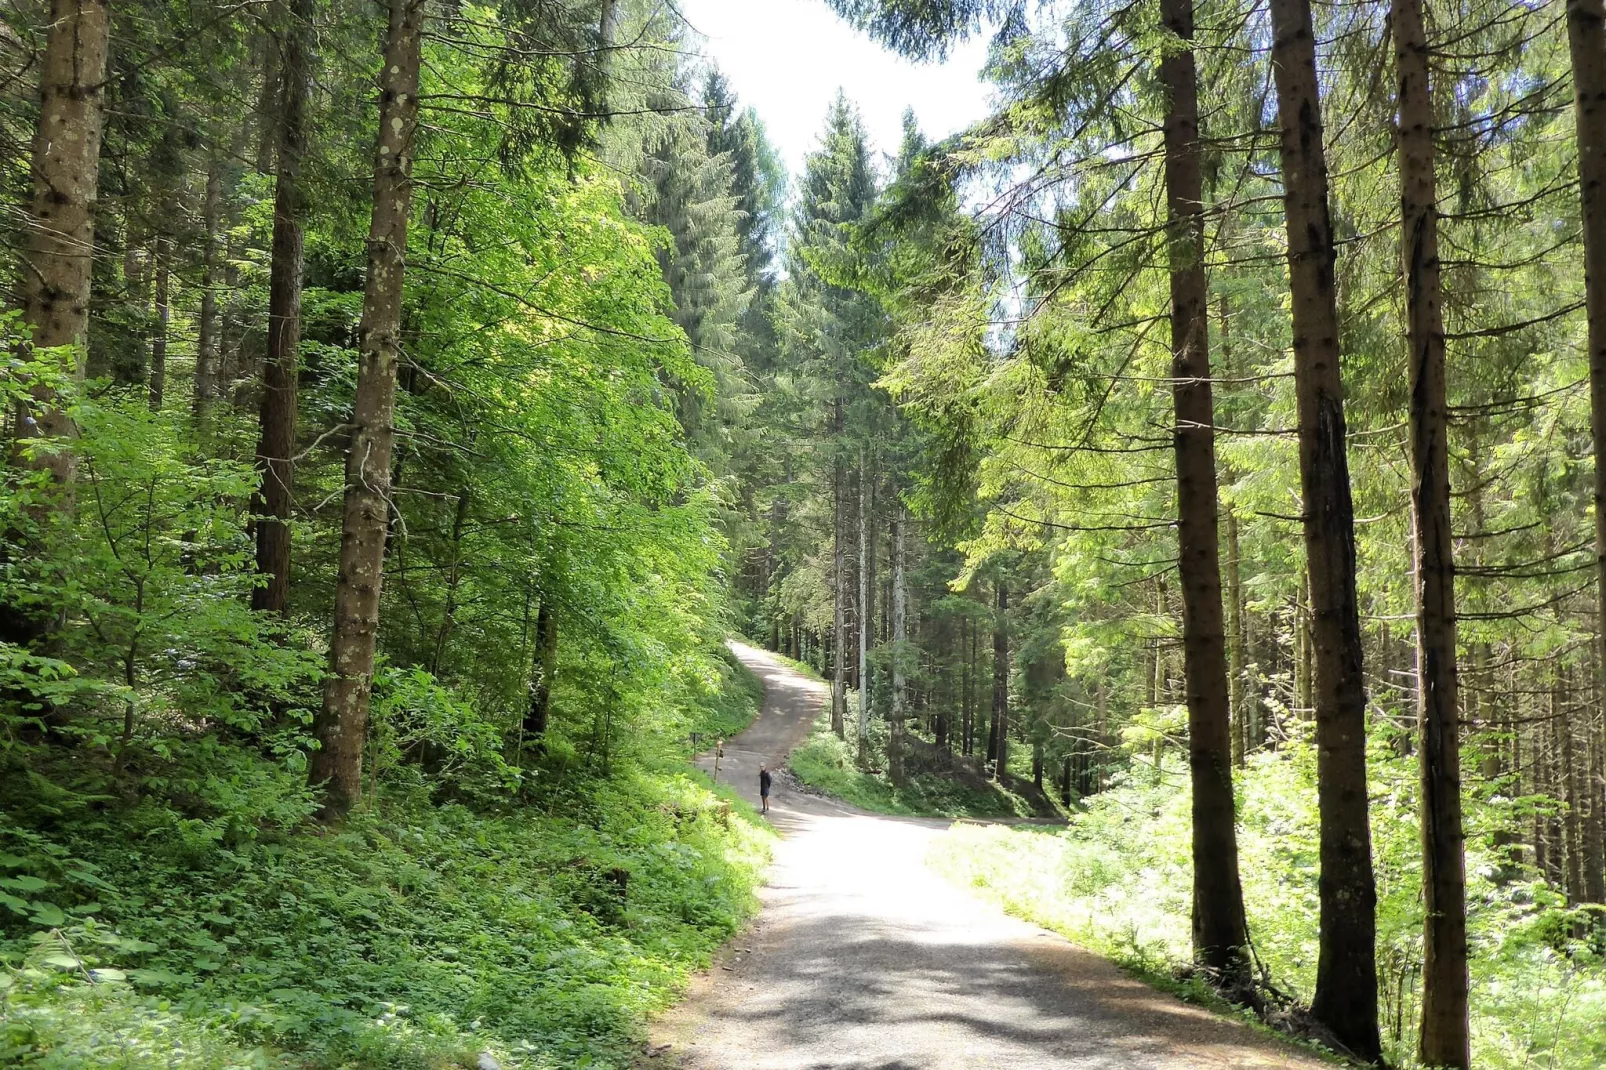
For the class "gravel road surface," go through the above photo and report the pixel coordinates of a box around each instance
[651,640,1330,1069]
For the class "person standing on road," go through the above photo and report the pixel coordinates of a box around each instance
[759,765,772,814]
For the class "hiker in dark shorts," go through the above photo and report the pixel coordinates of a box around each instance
[759,765,772,814]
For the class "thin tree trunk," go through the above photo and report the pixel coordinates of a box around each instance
[525,597,557,741]
[858,448,874,762]
[15,0,112,479]
[1565,0,1606,919]
[1266,0,1383,1054]
[254,29,281,173]
[194,154,225,418]
[428,486,472,677]
[1543,684,1566,886]
[1561,672,1586,905]
[960,615,972,756]
[309,0,426,820]
[1533,684,1550,878]
[889,499,907,786]
[148,234,170,411]
[832,429,847,736]
[1395,0,1469,1056]
[1586,672,1606,904]
[1226,505,1247,767]
[251,0,314,614]
[992,580,1009,779]
[1160,0,1251,989]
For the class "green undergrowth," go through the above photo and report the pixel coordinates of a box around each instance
[1,656,773,1069]
[929,729,1606,1069]
[786,712,1049,819]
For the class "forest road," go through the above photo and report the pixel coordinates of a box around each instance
[651,640,1330,1069]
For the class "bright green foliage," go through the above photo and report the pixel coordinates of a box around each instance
[2,764,772,1068]
[1,3,777,1066]
[1,640,769,1068]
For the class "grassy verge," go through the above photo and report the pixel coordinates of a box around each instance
[1,659,774,1070]
[928,742,1606,1069]
[785,712,1051,819]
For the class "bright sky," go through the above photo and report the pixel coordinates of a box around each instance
[674,0,994,182]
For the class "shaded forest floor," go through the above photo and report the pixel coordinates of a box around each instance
[785,712,1064,819]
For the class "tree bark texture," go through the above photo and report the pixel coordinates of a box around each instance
[1565,0,1606,916]
[832,442,847,736]
[525,597,558,741]
[1226,506,1245,767]
[1266,0,1384,1056]
[194,154,226,417]
[1562,681,1586,904]
[858,449,873,761]
[992,580,1009,778]
[889,499,907,786]
[1585,688,1606,905]
[1395,0,1470,1058]
[310,0,426,820]
[16,0,112,481]
[1160,0,1252,988]
[148,234,170,410]
[251,0,314,613]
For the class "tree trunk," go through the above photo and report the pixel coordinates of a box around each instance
[251,0,314,614]
[858,448,873,762]
[148,234,170,411]
[1160,0,1252,989]
[1266,0,1383,1055]
[960,615,972,756]
[310,0,426,821]
[832,433,847,736]
[428,486,472,676]
[194,154,226,418]
[254,29,281,173]
[525,597,558,742]
[15,0,112,480]
[1395,0,1470,1057]
[1586,676,1606,905]
[1565,0,1606,919]
[889,499,907,786]
[1561,672,1586,905]
[992,580,1009,778]
[1543,685,1566,886]
[1226,505,1247,767]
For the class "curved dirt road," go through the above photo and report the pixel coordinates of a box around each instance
[655,641,1329,1069]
